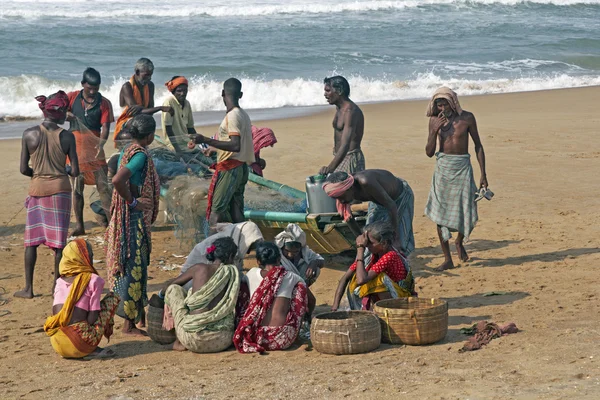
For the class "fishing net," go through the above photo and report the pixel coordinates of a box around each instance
[162,173,307,251]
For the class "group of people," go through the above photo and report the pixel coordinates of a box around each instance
[15,57,488,358]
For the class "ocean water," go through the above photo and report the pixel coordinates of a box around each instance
[1,0,599,124]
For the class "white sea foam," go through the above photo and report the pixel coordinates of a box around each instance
[1,72,599,119]
[1,0,599,20]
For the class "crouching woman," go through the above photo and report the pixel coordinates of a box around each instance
[44,239,119,359]
[331,221,414,311]
[162,237,240,353]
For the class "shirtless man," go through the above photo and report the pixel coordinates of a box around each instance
[425,87,488,271]
[323,169,415,257]
[319,76,365,175]
[113,58,173,140]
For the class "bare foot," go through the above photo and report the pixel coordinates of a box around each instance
[70,226,86,237]
[137,311,146,328]
[170,339,187,352]
[434,260,454,272]
[14,289,34,299]
[85,347,116,359]
[455,242,469,262]
[122,326,148,337]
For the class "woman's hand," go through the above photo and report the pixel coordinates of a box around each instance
[355,232,369,248]
[133,197,153,212]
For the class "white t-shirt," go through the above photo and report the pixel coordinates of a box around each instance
[246,267,303,299]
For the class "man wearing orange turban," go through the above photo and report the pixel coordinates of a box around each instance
[160,75,197,153]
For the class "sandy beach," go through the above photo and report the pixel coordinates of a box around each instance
[1,86,599,399]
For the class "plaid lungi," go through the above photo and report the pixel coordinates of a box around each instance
[424,152,478,241]
[24,192,71,249]
[334,148,366,174]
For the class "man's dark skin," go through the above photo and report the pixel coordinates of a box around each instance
[189,84,243,229]
[66,81,111,236]
[319,83,364,175]
[165,83,197,153]
[426,98,488,271]
[331,169,403,244]
[119,66,173,117]
[15,110,79,299]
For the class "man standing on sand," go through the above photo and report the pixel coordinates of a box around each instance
[113,58,173,142]
[66,67,114,235]
[161,75,197,153]
[189,78,254,233]
[15,91,79,299]
[424,87,488,271]
[319,76,366,176]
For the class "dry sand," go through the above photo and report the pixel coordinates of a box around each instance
[1,87,599,399]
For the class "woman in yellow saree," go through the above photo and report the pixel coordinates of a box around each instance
[44,238,119,359]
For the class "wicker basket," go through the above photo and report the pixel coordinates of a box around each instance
[373,297,448,345]
[147,304,177,345]
[310,311,381,355]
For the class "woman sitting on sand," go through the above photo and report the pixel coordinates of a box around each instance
[233,242,308,353]
[44,239,119,359]
[106,114,160,336]
[331,221,414,311]
[160,237,240,353]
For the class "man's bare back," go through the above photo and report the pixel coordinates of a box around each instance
[352,169,401,203]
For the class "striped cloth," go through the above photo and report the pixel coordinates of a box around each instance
[334,148,366,174]
[24,192,72,249]
[425,152,478,241]
[366,178,415,256]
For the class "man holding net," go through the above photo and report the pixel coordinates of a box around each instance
[189,78,255,233]
[66,68,114,235]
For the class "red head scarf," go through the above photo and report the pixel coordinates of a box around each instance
[35,90,69,121]
[251,126,277,154]
[165,76,189,93]
[322,175,355,221]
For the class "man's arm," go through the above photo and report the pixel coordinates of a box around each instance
[165,125,185,153]
[121,82,170,115]
[20,132,33,177]
[96,122,110,157]
[426,116,444,158]
[467,113,488,188]
[193,134,241,153]
[321,109,355,174]
[64,131,80,177]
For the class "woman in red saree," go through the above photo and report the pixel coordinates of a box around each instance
[234,242,307,353]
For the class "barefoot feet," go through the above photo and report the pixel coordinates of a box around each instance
[69,226,86,237]
[123,320,148,337]
[455,242,469,262]
[14,288,34,299]
[170,339,187,352]
[434,260,454,272]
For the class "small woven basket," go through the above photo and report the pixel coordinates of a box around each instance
[310,311,381,355]
[147,304,177,345]
[374,298,448,345]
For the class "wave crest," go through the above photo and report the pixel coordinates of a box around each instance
[2,0,599,20]
[1,72,599,119]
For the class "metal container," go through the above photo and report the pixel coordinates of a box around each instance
[305,175,337,214]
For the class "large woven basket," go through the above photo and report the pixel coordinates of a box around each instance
[147,304,177,345]
[374,298,448,345]
[310,311,381,355]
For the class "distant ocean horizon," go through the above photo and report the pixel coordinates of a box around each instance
[1,0,599,127]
